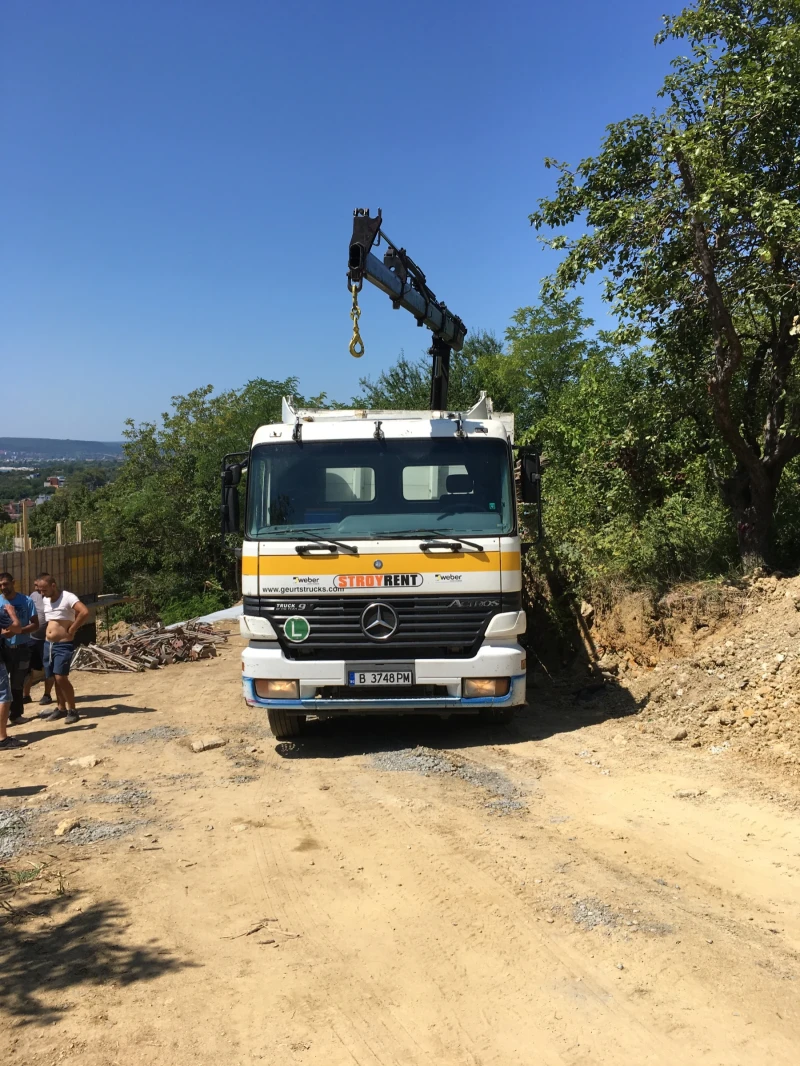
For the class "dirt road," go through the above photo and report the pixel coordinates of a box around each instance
[3,630,800,1065]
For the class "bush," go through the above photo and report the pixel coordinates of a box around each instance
[159,591,231,627]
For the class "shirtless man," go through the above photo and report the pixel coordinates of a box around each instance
[38,573,89,725]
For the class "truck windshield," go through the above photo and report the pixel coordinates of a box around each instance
[246,437,514,540]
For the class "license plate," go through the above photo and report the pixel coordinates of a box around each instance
[348,667,414,687]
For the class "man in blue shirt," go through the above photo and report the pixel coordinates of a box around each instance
[0,572,39,724]
[0,599,22,749]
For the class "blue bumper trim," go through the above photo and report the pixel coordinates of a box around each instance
[243,675,526,712]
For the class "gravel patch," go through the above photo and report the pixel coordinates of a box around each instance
[485,798,526,814]
[571,897,673,936]
[0,808,36,860]
[372,748,455,776]
[224,741,264,770]
[92,787,153,809]
[155,772,201,786]
[34,794,77,814]
[572,898,622,930]
[111,726,188,745]
[372,747,526,812]
[60,820,148,846]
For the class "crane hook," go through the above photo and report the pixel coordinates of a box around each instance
[349,284,365,358]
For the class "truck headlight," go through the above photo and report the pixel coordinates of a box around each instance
[463,678,510,698]
[254,679,299,699]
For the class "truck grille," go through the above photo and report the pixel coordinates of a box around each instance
[243,594,506,661]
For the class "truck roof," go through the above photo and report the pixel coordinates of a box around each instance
[248,394,515,447]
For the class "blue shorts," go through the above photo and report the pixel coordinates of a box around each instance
[44,641,75,678]
[0,663,10,704]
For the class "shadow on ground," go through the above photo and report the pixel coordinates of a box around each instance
[274,678,644,760]
[75,694,134,704]
[270,539,649,759]
[14,724,98,747]
[0,891,195,1025]
[75,703,157,721]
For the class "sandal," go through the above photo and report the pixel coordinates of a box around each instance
[0,736,26,750]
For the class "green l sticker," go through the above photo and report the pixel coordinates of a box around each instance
[284,616,310,643]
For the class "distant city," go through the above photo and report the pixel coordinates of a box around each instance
[0,437,124,462]
[0,439,124,523]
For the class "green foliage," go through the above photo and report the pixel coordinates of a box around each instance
[0,462,118,506]
[355,329,506,413]
[0,471,40,505]
[159,591,229,627]
[356,293,593,439]
[525,344,737,589]
[28,377,305,615]
[530,0,800,567]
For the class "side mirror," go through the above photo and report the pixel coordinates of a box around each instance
[516,448,543,542]
[224,464,242,489]
[519,451,540,505]
[221,463,244,536]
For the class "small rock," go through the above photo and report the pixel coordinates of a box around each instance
[580,600,595,622]
[246,746,258,754]
[668,728,688,742]
[205,824,214,831]
[597,653,619,674]
[54,818,80,837]
[232,823,248,833]
[68,755,100,769]
[674,788,704,799]
[191,734,228,753]
[691,739,702,747]
[616,963,624,970]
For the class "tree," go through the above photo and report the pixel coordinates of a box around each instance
[29,377,304,615]
[356,294,592,438]
[355,330,505,413]
[530,0,800,569]
[532,346,736,588]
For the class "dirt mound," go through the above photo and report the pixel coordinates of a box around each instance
[589,581,750,666]
[614,574,800,775]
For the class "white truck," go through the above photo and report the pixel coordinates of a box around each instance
[220,209,541,738]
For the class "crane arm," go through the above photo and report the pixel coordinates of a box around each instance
[347,209,467,409]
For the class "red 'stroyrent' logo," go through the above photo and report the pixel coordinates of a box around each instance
[334,574,422,589]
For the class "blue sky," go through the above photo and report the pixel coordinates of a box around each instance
[1,0,681,438]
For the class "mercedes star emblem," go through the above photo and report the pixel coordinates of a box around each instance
[361,602,398,641]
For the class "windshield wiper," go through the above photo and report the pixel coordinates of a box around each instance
[291,529,358,555]
[389,528,484,551]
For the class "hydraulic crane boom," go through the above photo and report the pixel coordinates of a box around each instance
[347,208,467,410]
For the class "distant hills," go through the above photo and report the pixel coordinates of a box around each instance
[0,438,125,461]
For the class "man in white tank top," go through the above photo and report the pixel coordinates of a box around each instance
[38,573,89,725]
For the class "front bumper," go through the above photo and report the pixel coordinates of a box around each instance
[242,642,527,713]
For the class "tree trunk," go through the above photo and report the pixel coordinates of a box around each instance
[721,462,780,572]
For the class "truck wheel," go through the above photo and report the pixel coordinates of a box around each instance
[478,706,516,726]
[267,710,307,740]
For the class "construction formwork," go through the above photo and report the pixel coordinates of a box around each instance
[0,541,104,601]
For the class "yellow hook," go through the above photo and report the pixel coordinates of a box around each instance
[349,285,364,358]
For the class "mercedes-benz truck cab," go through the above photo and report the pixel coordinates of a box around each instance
[236,395,526,739]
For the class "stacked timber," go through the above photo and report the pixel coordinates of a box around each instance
[72,622,227,673]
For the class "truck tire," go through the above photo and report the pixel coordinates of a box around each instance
[478,706,516,726]
[267,709,307,740]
